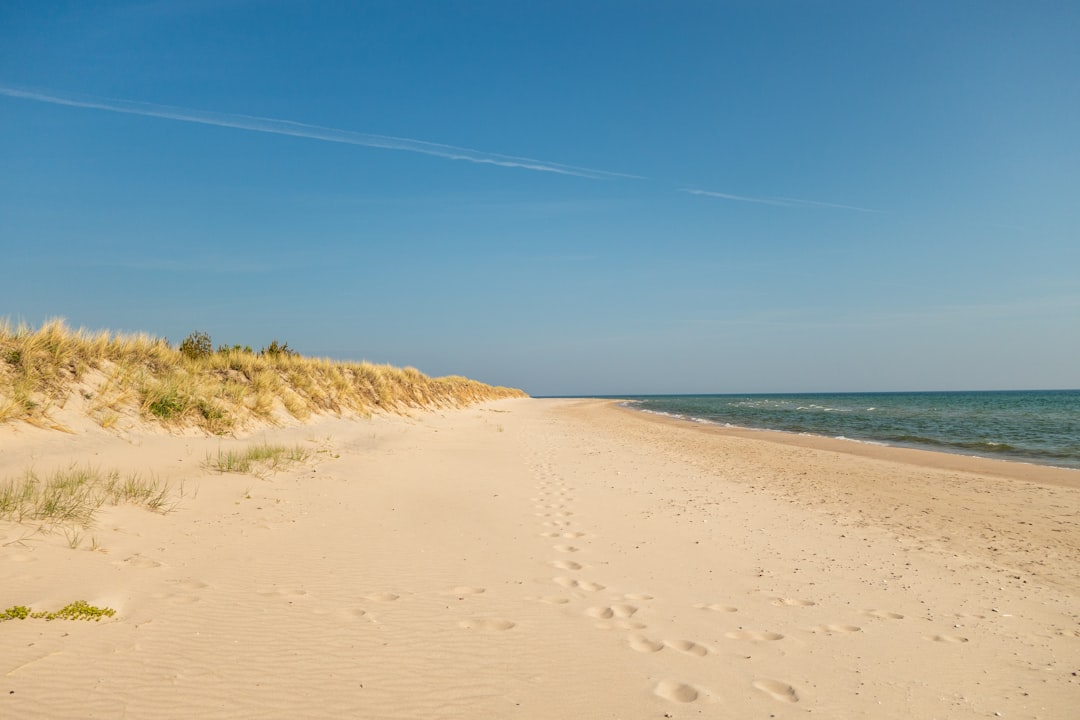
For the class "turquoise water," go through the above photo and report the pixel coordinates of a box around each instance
[623,390,1080,470]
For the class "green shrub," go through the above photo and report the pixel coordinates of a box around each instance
[260,340,297,358]
[147,391,187,419]
[179,331,213,360]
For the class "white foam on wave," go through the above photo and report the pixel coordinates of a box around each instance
[833,435,888,447]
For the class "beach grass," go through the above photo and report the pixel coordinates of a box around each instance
[0,465,176,528]
[0,318,526,433]
[206,442,309,475]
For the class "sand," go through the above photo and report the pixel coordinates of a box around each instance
[2,397,1078,719]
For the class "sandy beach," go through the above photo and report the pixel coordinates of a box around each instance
[2,397,1078,719]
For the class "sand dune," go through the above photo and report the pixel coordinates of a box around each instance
[2,398,1078,718]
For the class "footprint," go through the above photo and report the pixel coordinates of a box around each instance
[809,624,861,634]
[929,634,969,643]
[337,608,368,620]
[624,593,654,601]
[116,555,164,569]
[553,577,605,592]
[170,579,210,591]
[772,597,815,607]
[279,588,310,599]
[628,635,664,653]
[553,545,579,553]
[654,679,700,703]
[753,679,799,703]
[448,586,486,596]
[725,630,784,642]
[560,531,586,538]
[695,603,738,613]
[459,618,515,631]
[363,592,400,602]
[549,560,583,570]
[538,596,569,605]
[585,604,638,620]
[667,639,709,657]
[863,609,905,620]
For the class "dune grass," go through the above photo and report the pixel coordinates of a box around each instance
[0,318,526,433]
[206,442,309,475]
[0,465,176,529]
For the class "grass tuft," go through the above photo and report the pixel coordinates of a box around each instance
[206,442,309,475]
[0,465,176,528]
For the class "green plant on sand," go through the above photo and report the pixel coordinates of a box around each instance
[1,601,116,622]
[0,465,176,528]
[206,442,309,475]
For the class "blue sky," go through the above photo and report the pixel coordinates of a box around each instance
[2,1,1078,395]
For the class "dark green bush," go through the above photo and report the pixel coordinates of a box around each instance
[179,331,213,360]
[260,340,297,358]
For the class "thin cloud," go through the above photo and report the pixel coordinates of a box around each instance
[681,188,880,213]
[0,85,641,180]
[1,85,880,211]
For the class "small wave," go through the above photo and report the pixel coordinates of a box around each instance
[833,435,889,447]
[890,435,1029,456]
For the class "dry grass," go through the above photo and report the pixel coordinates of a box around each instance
[0,318,526,433]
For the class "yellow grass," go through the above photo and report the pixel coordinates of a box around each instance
[0,318,527,433]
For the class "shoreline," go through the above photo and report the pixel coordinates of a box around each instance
[604,390,1080,474]
[612,399,1080,489]
[3,397,1078,718]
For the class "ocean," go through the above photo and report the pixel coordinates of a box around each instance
[622,390,1080,470]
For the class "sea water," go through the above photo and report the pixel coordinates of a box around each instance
[623,390,1080,470]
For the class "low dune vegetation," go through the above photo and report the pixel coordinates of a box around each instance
[0,319,526,433]
[0,465,176,530]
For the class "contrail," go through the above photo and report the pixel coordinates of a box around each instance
[1,85,879,211]
[680,188,880,213]
[0,85,642,180]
